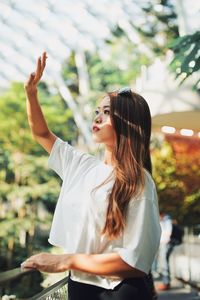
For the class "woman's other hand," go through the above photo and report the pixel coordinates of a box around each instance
[24,52,47,96]
[21,252,72,273]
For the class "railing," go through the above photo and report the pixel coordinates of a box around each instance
[30,276,68,300]
[0,267,35,298]
[0,267,35,285]
[0,268,69,300]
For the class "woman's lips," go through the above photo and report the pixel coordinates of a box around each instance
[92,125,101,133]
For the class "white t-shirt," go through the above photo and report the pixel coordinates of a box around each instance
[48,137,161,289]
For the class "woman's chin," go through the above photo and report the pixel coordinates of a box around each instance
[92,134,116,147]
[92,135,104,144]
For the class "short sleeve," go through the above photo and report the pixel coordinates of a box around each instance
[48,137,96,180]
[117,183,161,274]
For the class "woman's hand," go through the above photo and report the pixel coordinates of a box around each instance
[24,52,47,96]
[21,253,72,273]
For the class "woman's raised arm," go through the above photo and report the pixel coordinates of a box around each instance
[24,52,57,153]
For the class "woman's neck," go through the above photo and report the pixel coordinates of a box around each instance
[103,146,115,166]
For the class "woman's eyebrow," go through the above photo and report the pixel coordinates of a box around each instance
[97,105,110,109]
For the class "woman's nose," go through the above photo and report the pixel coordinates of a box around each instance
[94,113,103,124]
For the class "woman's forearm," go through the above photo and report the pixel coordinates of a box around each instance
[26,91,50,139]
[24,54,57,153]
[22,252,146,278]
[69,253,146,278]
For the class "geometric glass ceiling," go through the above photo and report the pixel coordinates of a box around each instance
[0,0,199,139]
[0,0,199,89]
[0,0,149,88]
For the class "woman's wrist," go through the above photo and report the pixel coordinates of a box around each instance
[25,87,38,98]
[62,254,75,271]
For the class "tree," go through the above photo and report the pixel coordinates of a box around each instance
[152,138,200,225]
[134,0,179,56]
[169,31,200,88]
[134,1,199,89]
[62,31,151,117]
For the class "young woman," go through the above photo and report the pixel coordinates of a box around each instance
[22,52,161,300]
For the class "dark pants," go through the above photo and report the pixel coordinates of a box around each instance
[68,276,153,300]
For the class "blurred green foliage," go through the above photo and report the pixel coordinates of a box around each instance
[137,1,199,89]
[86,35,150,91]
[169,31,200,88]
[62,33,151,107]
[135,0,179,55]
[152,140,200,225]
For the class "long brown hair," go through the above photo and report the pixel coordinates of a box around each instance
[93,90,152,240]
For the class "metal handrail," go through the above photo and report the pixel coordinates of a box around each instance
[175,277,200,291]
[0,267,36,285]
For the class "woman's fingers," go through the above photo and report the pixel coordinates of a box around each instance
[33,57,42,84]
[33,52,47,84]
[34,52,47,80]
[27,72,35,84]
[37,52,47,79]
[41,52,47,71]
[21,253,70,273]
[21,254,45,272]
[24,72,35,90]
[24,52,47,92]
[21,260,36,269]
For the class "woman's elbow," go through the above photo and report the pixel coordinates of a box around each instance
[118,258,147,278]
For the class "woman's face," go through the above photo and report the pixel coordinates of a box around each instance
[92,96,116,147]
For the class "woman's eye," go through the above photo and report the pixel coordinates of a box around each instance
[104,110,110,115]
[94,110,99,115]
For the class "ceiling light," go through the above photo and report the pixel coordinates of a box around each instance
[161,126,176,134]
[180,129,194,136]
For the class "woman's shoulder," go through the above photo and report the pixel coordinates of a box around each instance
[144,169,156,188]
[55,137,101,165]
[142,169,158,202]
[131,169,157,203]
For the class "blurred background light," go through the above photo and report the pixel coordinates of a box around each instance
[180,129,194,136]
[161,126,176,134]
